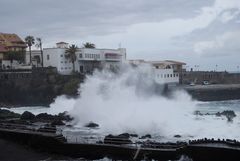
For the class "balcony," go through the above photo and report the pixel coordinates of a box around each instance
[105,53,122,61]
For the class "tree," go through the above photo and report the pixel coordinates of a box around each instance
[25,36,35,65]
[35,37,43,67]
[5,51,25,69]
[65,44,77,72]
[83,42,95,48]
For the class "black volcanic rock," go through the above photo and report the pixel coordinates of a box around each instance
[174,135,182,138]
[20,111,35,120]
[0,109,21,119]
[85,122,99,128]
[104,134,132,145]
[118,133,130,138]
[140,134,152,139]
[36,113,55,121]
[51,119,65,126]
[216,110,237,122]
[57,112,73,121]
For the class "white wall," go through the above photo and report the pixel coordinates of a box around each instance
[25,50,42,67]
[154,68,179,84]
[43,48,72,75]
[43,47,126,75]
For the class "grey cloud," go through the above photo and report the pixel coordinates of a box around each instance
[0,0,214,40]
[173,8,240,57]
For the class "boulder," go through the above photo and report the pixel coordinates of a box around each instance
[51,119,65,126]
[174,135,182,138]
[35,113,55,121]
[58,112,73,121]
[0,109,21,119]
[85,122,99,128]
[216,110,237,122]
[20,111,35,120]
[140,134,152,139]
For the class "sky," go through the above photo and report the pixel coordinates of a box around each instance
[0,0,240,71]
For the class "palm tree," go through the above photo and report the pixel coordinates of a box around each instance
[65,44,77,72]
[83,42,95,48]
[25,36,35,65]
[35,37,43,67]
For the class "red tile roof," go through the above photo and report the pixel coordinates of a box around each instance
[0,44,7,52]
[0,33,26,48]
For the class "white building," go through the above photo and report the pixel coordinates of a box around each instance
[43,42,126,75]
[129,60,186,85]
[26,50,42,67]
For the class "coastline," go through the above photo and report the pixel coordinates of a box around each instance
[181,84,240,101]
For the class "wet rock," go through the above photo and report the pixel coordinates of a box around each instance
[85,122,99,128]
[20,111,35,120]
[35,113,55,121]
[0,109,21,119]
[174,135,182,138]
[130,134,138,138]
[51,119,65,126]
[216,110,237,122]
[194,110,203,116]
[140,134,152,139]
[57,112,73,121]
[104,134,132,145]
[118,133,130,138]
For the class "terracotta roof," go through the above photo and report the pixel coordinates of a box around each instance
[0,33,26,48]
[0,44,7,52]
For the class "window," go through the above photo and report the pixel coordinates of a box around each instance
[60,55,63,57]
[65,61,67,63]
[167,74,169,77]
[47,55,50,60]
[79,54,82,58]
[170,74,172,77]
[61,61,63,63]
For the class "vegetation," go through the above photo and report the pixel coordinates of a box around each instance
[65,44,77,72]
[25,36,35,65]
[62,78,80,95]
[83,42,95,48]
[5,51,25,68]
[35,37,43,67]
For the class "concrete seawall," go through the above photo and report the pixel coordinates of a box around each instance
[175,84,240,101]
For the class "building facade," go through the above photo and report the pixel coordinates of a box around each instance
[43,42,126,75]
[26,50,42,67]
[129,60,186,85]
[0,33,26,69]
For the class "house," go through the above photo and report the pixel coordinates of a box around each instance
[43,42,126,75]
[0,33,27,69]
[128,59,186,85]
[0,33,26,52]
[26,50,42,67]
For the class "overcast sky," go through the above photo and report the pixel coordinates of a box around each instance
[1,0,240,71]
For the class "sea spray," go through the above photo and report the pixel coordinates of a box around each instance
[7,64,240,141]
[67,64,240,140]
[68,64,198,138]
